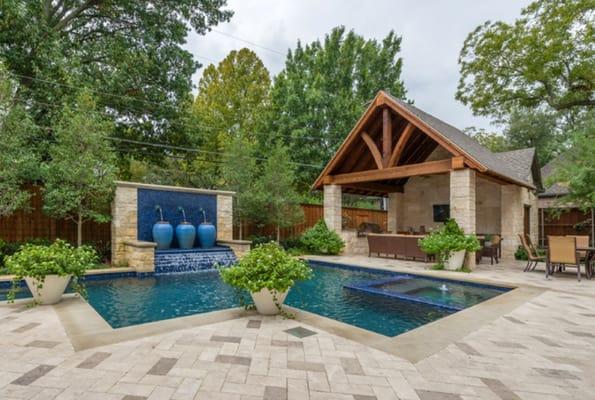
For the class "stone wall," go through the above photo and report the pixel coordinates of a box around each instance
[216,195,233,241]
[124,240,156,273]
[323,185,342,233]
[112,186,138,266]
[341,230,369,255]
[476,179,501,234]
[449,169,476,234]
[399,174,450,232]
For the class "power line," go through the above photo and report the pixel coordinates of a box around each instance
[210,29,286,57]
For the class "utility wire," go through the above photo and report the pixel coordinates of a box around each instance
[209,29,286,57]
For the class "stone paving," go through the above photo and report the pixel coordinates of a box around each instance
[1,258,594,400]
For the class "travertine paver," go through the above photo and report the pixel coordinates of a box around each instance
[1,258,594,399]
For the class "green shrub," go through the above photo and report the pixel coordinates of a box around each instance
[5,239,98,302]
[514,246,528,260]
[418,219,480,268]
[220,242,312,294]
[249,234,275,249]
[300,220,345,255]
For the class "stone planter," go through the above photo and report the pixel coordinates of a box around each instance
[445,250,466,270]
[250,288,289,315]
[25,275,72,305]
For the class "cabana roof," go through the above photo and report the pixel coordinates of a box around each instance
[313,91,539,196]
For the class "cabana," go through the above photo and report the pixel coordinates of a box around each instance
[313,91,542,267]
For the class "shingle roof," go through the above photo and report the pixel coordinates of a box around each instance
[386,94,536,189]
[540,158,569,197]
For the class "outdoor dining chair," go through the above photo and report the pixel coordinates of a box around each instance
[482,234,501,265]
[546,235,582,281]
[566,235,593,278]
[519,234,544,272]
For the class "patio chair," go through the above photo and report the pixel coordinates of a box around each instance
[482,234,501,265]
[546,236,582,281]
[566,235,592,278]
[518,234,544,272]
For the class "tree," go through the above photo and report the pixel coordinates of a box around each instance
[256,144,303,242]
[547,112,595,210]
[457,0,594,119]
[43,91,118,246]
[503,108,563,164]
[0,1,233,157]
[268,26,408,191]
[464,127,510,153]
[0,67,41,216]
[219,135,262,240]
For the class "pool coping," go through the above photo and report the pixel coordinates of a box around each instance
[9,257,544,364]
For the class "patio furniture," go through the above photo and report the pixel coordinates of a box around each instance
[357,222,383,237]
[568,235,593,278]
[546,236,583,281]
[519,234,545,272]
[367,233,431,262]
[481,234,501,265]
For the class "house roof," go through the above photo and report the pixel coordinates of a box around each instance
[539,158,569,197]
[313,91,538,192]
[385,94,537,189]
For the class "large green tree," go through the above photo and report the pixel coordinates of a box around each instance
[457,0,594,119]
[0,1,233,156]
[0,67,41,216]
[43,91,118,246]
[547,112,595,210]
[268,26,408,191]
[256,144,303,242]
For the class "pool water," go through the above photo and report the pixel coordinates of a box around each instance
[1,262,509,336]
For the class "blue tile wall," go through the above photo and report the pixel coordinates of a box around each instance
[137,188,217,248]
[155,248,236,275]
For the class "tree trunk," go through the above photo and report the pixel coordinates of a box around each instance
[276,225,281,243]
[76,213,83,247]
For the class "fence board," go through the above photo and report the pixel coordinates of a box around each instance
[539,208,593,246]
[0,186,110,246]
[235,204,387,240]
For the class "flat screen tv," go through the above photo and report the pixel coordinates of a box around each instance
[433,204,449,222]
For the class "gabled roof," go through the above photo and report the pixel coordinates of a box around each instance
[385,94,536,189]
[313,91,538,191]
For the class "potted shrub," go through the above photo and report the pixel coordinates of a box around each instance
[5,240,97,304]
[419,219,480,270]
[300,220,345,255]
[219,242,312,315]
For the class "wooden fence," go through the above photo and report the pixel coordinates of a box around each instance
[539,208,593,246]
[234,204,388,241]
[0,186,111,246]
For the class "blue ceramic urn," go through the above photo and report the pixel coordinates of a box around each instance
[197,222,216,248]
[152,221,174,250]
[175,222,196,249]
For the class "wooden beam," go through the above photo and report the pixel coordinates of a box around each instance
[451,156,465,170]
[388,123,415,167]
[382,108,392,166]
[339,114,383,172]
[361,132,384,170]
[341,182,404,194]
[327,159,452,185]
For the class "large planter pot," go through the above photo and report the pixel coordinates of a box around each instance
[250,288,290,315]
[445,249,466,270]
[175,222,196,249]
[25,275,71,305]
[153,221,174,250]
[197,222,216,249]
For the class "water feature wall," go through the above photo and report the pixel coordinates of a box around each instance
[154,247,237,274]
[137,188,217,248]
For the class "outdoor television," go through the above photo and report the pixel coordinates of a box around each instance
[433,204,450,222]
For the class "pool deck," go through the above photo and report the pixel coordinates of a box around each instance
[1,257,594,400]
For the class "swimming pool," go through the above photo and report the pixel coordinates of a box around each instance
[1,261,509,336]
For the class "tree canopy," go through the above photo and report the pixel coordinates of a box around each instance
[457,0,594,119]
[0,0,232,151]
[267,26,408,191]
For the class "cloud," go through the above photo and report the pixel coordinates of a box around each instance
[184,0,532,132]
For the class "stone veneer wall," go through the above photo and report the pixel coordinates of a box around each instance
[124,240,156,273]
[111,181,235,267]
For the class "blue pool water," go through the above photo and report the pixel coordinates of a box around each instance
[1,262,509,336]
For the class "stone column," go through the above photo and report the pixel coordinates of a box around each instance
[111,185,138,266]
[450,169,477,268]
[387,192,403,233]
[501,185,524,259]
[216,194,233,241]
[323,184,342,233]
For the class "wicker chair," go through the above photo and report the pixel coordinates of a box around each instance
[546,236,582,281]
[518,234,545,272]
[481,234,501,265]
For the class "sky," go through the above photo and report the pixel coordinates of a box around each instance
[184,0,532,133]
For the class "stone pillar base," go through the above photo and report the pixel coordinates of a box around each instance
[218,239,251,259]
[124,240,157,273]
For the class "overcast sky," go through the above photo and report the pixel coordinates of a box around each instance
[184,0,531,132]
